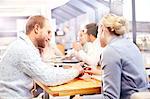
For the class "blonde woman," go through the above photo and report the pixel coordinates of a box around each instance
[74,14,149,99]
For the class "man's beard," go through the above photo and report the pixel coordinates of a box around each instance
[37,38,46,48]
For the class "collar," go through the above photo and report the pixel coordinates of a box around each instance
[108,35,124,45]
[19,34,38,52]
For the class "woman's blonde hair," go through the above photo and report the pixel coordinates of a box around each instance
[101,14,129,36]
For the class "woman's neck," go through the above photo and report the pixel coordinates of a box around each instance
[108,35,123,45]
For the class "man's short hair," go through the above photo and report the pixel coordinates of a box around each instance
[85,23,98,38]
[26,15,46,34]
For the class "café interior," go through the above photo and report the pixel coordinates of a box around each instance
[0,0,150,99]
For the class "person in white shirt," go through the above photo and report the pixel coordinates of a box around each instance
[66,30,92,58]
[68,23,102,66]
[0,15,83,99]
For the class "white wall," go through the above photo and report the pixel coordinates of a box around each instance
[123,0,150,22]
[0,0,71,56]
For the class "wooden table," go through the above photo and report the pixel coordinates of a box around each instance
[35,78,101,97]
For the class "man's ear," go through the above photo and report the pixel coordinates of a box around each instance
[34,24,40,34]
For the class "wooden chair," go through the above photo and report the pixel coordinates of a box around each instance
[56,44,65,55]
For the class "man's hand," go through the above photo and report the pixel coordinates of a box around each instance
[72,63,84,74]
[73,42,82,51]
[84,67,101,75]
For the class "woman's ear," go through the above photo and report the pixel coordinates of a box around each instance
[100,26,108,47]
[101,30,105,40]
[101,27,105,38]
[103,27,110,37]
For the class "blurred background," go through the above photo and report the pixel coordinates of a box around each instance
[0,0,150,65]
